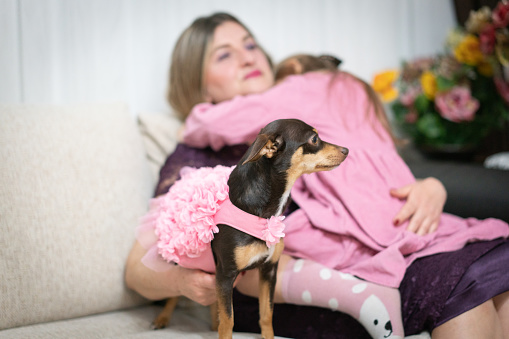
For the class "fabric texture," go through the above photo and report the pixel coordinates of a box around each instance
[182,71,509,287]
[0,304,268,339]
[137,112,183,182]
[436,238,509,326]
[0,103,153,329]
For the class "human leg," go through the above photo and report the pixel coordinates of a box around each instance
[279,258,404,339]
[237,255,405,338]
[494,291,509,337]
[431,298,504,339]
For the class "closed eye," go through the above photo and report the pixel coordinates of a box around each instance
[217,51,230,61]
[245,42,257,51]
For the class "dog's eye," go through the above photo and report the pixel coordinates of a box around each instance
[309,135,319,145]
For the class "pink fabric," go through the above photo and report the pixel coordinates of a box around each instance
[136,165,286,273]
[214,199,286,247]
[183,72,509,287]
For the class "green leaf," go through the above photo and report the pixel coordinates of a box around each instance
[417,113,444,140]
[414,94,430,113]
[390,102,408,123]
[436,76,455,92]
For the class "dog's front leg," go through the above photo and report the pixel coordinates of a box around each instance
[258,241,284,339]
[215,263,238,339]
[258,262,278,339]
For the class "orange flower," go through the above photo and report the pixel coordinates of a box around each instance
[454,34,484,66]
[420,71,437,100]
[372,70,399,102]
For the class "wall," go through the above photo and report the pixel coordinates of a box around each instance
[0,0,456,115]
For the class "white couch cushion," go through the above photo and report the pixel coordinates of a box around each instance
[136,112,182,181]
[0,103,153,329]
[0,304,265,339]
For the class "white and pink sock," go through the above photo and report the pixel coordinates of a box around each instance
[281,258,405,339]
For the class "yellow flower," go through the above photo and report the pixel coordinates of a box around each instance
[420,71,437,100]
[372,70,399,102]
[454,34,484,66]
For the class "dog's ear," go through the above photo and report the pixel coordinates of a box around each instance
[242,134,282,165]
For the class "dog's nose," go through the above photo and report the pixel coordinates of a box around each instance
[341,147,349,156]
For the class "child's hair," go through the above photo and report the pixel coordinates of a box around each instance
[275,54,342,81]
[275,54,397,143]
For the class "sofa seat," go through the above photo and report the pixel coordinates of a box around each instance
[0,303,268,339]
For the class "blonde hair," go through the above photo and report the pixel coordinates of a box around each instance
[168,12,271,120]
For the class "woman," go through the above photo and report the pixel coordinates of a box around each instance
[126,12,509,339]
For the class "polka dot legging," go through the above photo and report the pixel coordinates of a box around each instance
[281,258,405,339]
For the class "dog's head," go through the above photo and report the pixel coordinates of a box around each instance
[231,119,347,217]
[242,119,348,179]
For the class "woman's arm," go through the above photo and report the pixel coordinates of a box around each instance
[390,177,447,235]
[126,144,248,303]
[125,241,217,305]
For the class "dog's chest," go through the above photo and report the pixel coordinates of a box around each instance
[248,244,277,267]
[234,240,280,271]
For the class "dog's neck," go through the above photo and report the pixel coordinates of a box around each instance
[228,159,291,219]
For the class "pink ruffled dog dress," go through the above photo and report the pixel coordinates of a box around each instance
[136,165,285,273]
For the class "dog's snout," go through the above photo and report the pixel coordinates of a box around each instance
[341,147,349,156]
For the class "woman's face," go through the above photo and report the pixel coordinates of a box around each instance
[202,21,274,103]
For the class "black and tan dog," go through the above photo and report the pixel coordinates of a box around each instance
[152,119,348,339]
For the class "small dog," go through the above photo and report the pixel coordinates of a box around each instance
[152,119,348,339]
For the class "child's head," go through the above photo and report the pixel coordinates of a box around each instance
[275,54,342,82]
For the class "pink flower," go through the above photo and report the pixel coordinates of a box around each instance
[493,1,509,28]
[400,86,421,107]
[262,216,286,247]
[479,24,496,55]
[404,110,419,124]
[435,86,480,122]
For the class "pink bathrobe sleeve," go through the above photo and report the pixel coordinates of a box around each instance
[183,72,509,287]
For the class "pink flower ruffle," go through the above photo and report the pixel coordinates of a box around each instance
[262,216,286,247]
[153,165,234,265]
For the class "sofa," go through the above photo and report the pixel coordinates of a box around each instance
[1,103,508,338]
[0,103,268,339]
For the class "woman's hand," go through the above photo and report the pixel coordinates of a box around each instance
[390,177,447,236]
[177,267,217,306]
[176,266,244,306]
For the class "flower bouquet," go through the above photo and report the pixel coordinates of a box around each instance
[373,1,509,155]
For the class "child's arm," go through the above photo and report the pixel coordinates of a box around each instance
[183,97,269,150]
[183,80,300,151]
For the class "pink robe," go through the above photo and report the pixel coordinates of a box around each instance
[183,72,509,287]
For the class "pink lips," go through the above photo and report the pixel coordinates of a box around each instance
[244,70,262,80]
